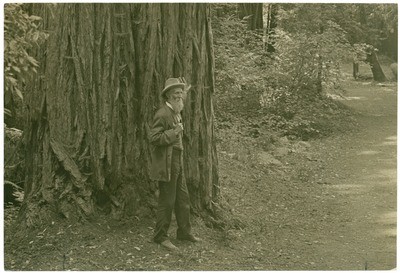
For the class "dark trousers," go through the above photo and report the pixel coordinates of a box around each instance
[153,149,192,243]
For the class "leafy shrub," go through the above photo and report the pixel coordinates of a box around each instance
[261,22,352,102]
[4,3,48,122]
[212,3,356,140]
[257,14,355,138]
[4,125,25,205]
[212,5,270,118]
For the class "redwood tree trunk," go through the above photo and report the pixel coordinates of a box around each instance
[238,3,263,30]
[264,4,278,53]
[353,62,360,79]
[22,3,219,226]
[366,48,387,82]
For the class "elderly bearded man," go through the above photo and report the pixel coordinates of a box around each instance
[149,78,201,251]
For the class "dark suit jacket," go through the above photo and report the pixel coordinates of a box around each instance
[149,104,180,182]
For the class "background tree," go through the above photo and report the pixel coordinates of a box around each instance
[333,4,397,81]
[263,4,278,53]
[365,46,388,81]
[237,3,263,30]
[377,5,398,61]
[360,4,397,61]
[21,3,219,227]
[359,4,397,81]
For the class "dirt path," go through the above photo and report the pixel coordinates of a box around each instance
[308,80,397,270]
[211,79,397,270]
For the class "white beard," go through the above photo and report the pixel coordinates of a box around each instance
[170,98,184,114]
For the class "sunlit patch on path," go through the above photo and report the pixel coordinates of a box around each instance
[377,141,397,146]
[327,94,367,101]
[377,168,397,180]
[356,150,381,155]
[385,136,397,141]
[327,184,367,194]
[377,135,397,147]
[376,211,397,237]
[376,211,396,224]
[364,169,397,184]
[343,96,367,100]
[381,228,397,237]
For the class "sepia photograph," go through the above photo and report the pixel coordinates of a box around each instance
[3,2,397,270]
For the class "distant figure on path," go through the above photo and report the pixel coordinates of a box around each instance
[149,77,200,251]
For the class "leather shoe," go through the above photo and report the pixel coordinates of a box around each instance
[160,240,179,251]
[177,234,201,242]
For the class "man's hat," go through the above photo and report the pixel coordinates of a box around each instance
[161,78,185,98]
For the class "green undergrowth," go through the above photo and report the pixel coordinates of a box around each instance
[212,7,358,142]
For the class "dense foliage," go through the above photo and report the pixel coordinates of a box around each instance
[212,4,357,140]
[4,4,48,123]
[335,4,398,60]
[213,7,268,116]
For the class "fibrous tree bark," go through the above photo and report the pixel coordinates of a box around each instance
[263,4,278,53]
[353,62,360,79]
[366,47,387,82]
[22,3,219,227]
[238,3,263,30]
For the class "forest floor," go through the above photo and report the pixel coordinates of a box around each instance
[3,67,397,270]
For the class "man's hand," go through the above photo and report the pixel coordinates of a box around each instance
[174,123,184,135]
